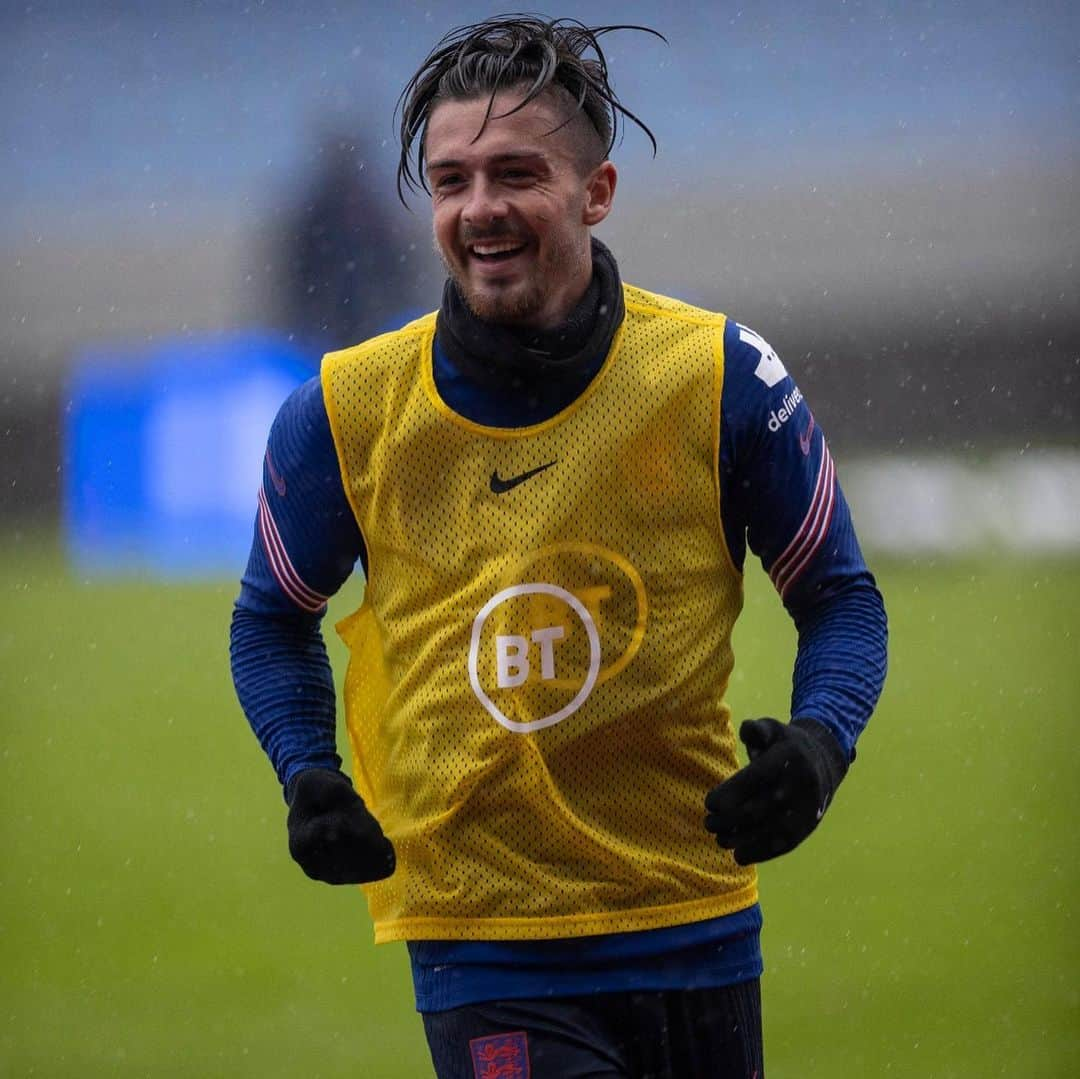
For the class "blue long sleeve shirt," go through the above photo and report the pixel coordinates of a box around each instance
[231,313,887,1012]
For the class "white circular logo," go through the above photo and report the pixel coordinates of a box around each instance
[468,582,601,733]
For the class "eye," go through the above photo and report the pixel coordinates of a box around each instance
[434,174,464,190]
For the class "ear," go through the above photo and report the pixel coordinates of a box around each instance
[582,161,617,226]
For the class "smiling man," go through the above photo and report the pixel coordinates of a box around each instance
[231,15,887,1079]
[425,89,615,328]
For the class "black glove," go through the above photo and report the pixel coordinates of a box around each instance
[704,717,849,866]
[286,768,396,884]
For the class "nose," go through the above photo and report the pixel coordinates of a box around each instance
[462,175,508,230]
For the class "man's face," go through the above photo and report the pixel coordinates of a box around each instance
[424,89,616,330]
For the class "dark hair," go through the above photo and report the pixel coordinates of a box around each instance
[395,14,665,204]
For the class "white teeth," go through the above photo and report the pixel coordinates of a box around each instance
[471,241,524,256]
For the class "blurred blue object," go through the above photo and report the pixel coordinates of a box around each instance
[64,331,315,577]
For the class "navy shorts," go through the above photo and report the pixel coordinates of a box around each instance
[422,980,763,1078]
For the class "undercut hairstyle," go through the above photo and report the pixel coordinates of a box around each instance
[396,14,664,204]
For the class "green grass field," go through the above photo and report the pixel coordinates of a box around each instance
[2,532,1078,1077]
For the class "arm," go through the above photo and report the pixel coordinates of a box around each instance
[229,375,394,882]
[706,320,888,863]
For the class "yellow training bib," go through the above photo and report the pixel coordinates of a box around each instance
[322,284,756,942]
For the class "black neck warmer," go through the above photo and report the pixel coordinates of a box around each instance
[436,237,624,390]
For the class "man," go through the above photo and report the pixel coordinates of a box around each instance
[231,15,887,1078]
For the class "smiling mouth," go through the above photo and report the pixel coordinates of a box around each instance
[467,239,528,263]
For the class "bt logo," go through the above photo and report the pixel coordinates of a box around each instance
[469,583,600,734]
[468,543,648,735]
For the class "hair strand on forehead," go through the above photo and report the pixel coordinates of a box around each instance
[395,15,665,206]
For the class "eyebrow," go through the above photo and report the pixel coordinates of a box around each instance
[425,150,549,173]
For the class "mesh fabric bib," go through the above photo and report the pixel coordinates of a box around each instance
[322,284,756,942]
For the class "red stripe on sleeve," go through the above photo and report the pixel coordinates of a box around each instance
[776,453,836,599]
[257,487,329,613]
[769,444,837,597]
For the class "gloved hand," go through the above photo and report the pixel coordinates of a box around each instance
[704,717,849,866]
[286,768,396,884]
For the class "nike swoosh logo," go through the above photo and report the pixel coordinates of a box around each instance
[490,460,557,494]
[799,413,816,457]
[265,448,287,496]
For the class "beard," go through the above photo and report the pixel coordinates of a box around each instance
[449,263,547,325]
[434,227,589,328]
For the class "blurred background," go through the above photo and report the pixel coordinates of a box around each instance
[1,1,1077,1076]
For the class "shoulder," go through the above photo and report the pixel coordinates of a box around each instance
[273,374,327,430]
[723,320,790,391]
[320,312,437,425]
[720,319,807,426]
[321,311,438,375]
[268,375,336,468]
[621,283,726,327]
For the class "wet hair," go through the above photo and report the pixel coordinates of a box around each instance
[395,14,665,204]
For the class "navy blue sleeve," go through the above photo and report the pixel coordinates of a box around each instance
[229,376,366,791]
[719,320,887,757]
